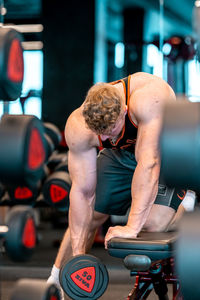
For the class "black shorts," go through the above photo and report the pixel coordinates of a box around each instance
[95,148,183,216]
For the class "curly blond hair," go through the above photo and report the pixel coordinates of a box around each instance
[82,83,122,134]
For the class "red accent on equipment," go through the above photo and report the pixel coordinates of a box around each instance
[28,128,45,170]
[7,39,24,82]
[22,218,36,248]
[14,186,33,199]
[70,267,96,293]
[50,297,58,300]
[50,184,68,203]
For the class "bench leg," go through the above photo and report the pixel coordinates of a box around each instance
[150,264,169,300]
[127,276,153,300]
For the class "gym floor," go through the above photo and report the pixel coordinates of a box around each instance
[0,211,171,300]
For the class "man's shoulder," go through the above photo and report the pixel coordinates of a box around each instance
[65,107,98,152]
[130,72,168,87]
[130,72,174,98]
[129,72,175,121]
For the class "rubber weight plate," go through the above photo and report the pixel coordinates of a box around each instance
[59,254,109,299]
[42,171,71,211]
[0,114,46,187]
[7,182,40,205]
[44,122,62,149]
[0,27,24,101]
[10,279,61,300]
[5,206,36,261]
[160,102,200,191]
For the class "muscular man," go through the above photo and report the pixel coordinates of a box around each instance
[48,72,193,297]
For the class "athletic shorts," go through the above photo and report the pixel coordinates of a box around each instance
[95,148,183,216]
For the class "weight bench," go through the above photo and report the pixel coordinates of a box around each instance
[107,231,182,300]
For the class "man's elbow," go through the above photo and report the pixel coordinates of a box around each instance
[138,156,160,173]
[69,185,95,206]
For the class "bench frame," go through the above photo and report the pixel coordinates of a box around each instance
[107,232,183,300]
[127,258,182,300]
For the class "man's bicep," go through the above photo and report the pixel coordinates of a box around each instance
[68,148,97,196]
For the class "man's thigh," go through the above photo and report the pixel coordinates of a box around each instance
[144,180,184,231]
[154,177,183,211]
[95,149,183,217]
[95,148,137,216]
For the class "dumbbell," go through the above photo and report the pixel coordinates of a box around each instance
[160,101,200,191]
[43,122,62,160]
[6,182,41,205]
[47,151,68,172]
[42,163,71,211]
[10,279,60,300]
[59,254,109,300]
[0,27,24,101]
[176,210,200,300]
[0,206,37,261]
[6,165,49,206]
[0,115,46,187]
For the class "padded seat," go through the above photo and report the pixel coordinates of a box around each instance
[107,231,178,261]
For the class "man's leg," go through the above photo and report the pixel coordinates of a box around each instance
[143,188,196,232]
[167,190,196,230]
[143,204,175,232]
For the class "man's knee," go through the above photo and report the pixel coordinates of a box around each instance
[143,205,175,232]
[144,217,168,232]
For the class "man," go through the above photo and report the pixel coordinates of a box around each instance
[47,72,194,297]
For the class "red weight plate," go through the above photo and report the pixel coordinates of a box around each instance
[50,184,68,203]
[14,187,33,199]
[28,128,46,170]
[22,218,36,248]
[70,266,96,293]
[7,38,24,82]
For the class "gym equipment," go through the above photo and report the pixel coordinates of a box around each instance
[42,170,71,211]
[0,114,46,186]
[7,182,41,205]
[0,27,24,101]
[6,165,49,206]
[55,161,68,173]
[59,254,109,300]
[0,206,37,261]
[10,279,61,300]
[47,151,68,171]
[44,122,62,159]
[160,101,200,191]
[0,182,5,199]
[107,231,181,299]
[176,210,200,300]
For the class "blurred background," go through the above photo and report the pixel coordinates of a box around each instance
[1,0,199,129]
[0,1,200,299]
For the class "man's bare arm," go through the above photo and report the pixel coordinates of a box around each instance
[65,113,98,256]
[105,79,175,246]
[68,148,97,255]
[128,80,175,234]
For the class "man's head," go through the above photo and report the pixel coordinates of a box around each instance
[83,83,126,137]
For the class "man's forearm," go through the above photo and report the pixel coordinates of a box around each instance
[127,162,159,235]
[69,187,95,256]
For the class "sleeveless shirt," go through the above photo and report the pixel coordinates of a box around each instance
[98,75,138,153]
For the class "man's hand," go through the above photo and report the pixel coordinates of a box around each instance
[104,225,137,249]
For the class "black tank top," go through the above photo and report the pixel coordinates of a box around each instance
[98,75,138,153]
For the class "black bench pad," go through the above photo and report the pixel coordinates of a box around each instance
[107,231,178,261]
